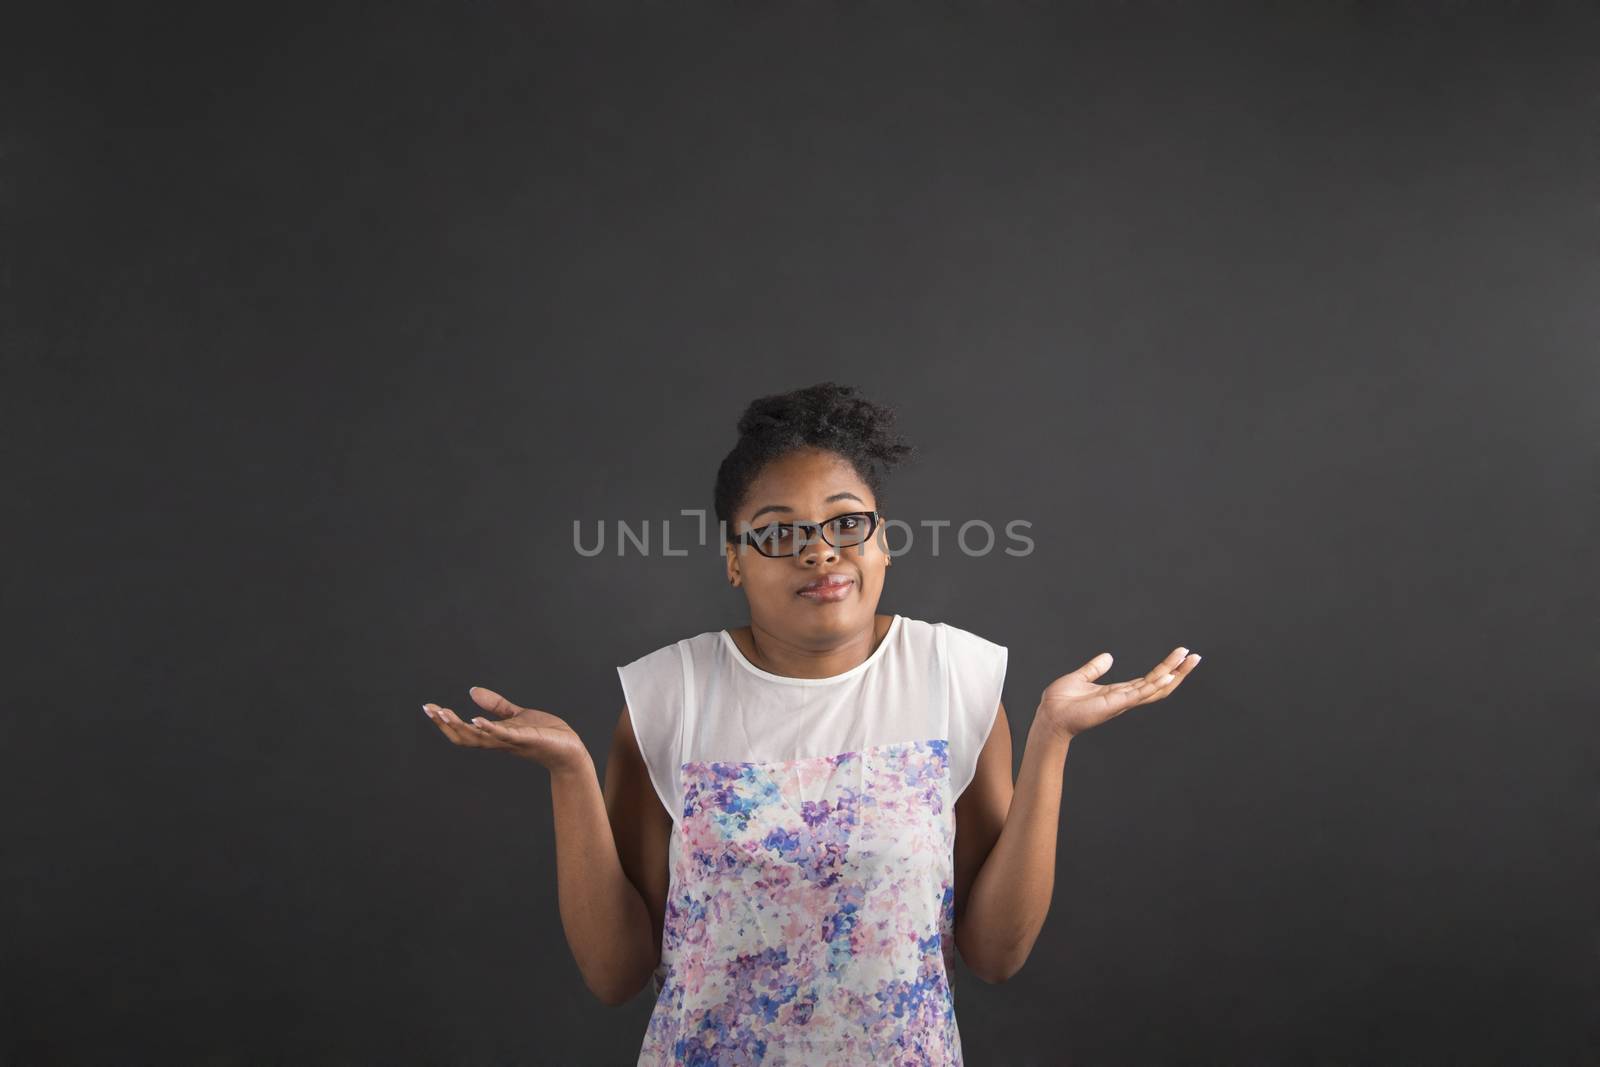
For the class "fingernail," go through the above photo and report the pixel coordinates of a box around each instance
[1192,654,1202,663]
[422,705,434,719]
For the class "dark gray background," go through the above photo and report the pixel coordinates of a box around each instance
[6,2,1596,1064]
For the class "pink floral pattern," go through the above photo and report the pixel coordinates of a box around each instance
[638,738,962,1066]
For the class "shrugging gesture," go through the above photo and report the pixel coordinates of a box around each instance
[422,686,590,775]
[1035,647,1201,740]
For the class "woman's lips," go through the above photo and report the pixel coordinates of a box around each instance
[797,577,854,602]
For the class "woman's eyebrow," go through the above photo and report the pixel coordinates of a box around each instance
[748,491,865,523]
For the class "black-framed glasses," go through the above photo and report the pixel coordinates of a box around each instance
[735,510,882,558]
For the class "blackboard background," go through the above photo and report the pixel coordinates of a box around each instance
[5,2,1597,1063]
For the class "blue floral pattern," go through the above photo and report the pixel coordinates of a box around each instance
[638,738,962,1066]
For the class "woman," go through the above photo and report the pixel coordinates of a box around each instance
[422,382,1200,1065]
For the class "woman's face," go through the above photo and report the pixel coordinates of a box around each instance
[726,447,890,642]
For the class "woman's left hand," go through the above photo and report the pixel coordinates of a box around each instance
[1037,647,1201,740]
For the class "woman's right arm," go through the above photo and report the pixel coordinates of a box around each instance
[424,690,672,1006]
[551,705,672,1005]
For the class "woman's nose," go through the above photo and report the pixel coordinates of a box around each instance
[800,532,837,563]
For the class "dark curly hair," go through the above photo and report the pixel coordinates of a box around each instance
[714,382,916,542]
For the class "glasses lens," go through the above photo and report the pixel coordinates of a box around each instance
[751,524,798,556]
[826,513,873,547]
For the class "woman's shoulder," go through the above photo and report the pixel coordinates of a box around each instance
[617,626,722,671]
[900,615,1003,648]
[894,613,937,643]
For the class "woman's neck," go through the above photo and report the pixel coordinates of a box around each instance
[730,614,892,679]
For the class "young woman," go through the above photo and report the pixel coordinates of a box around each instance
[422,382,1200,1065]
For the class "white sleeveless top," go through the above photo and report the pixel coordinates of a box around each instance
[616,614,1007,1065]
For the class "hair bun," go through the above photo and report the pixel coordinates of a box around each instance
[714,381,916,536]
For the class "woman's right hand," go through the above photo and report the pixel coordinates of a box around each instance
[423,687,590,775]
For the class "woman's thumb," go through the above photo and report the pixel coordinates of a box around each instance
[1079,652,1113,681]
[468,686,521,717]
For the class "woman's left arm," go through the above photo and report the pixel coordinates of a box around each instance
[953,712,1070,984]
[954,646,1201,983]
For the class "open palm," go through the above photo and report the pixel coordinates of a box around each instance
[1038,647,1201,740]
[422,686,589,774]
